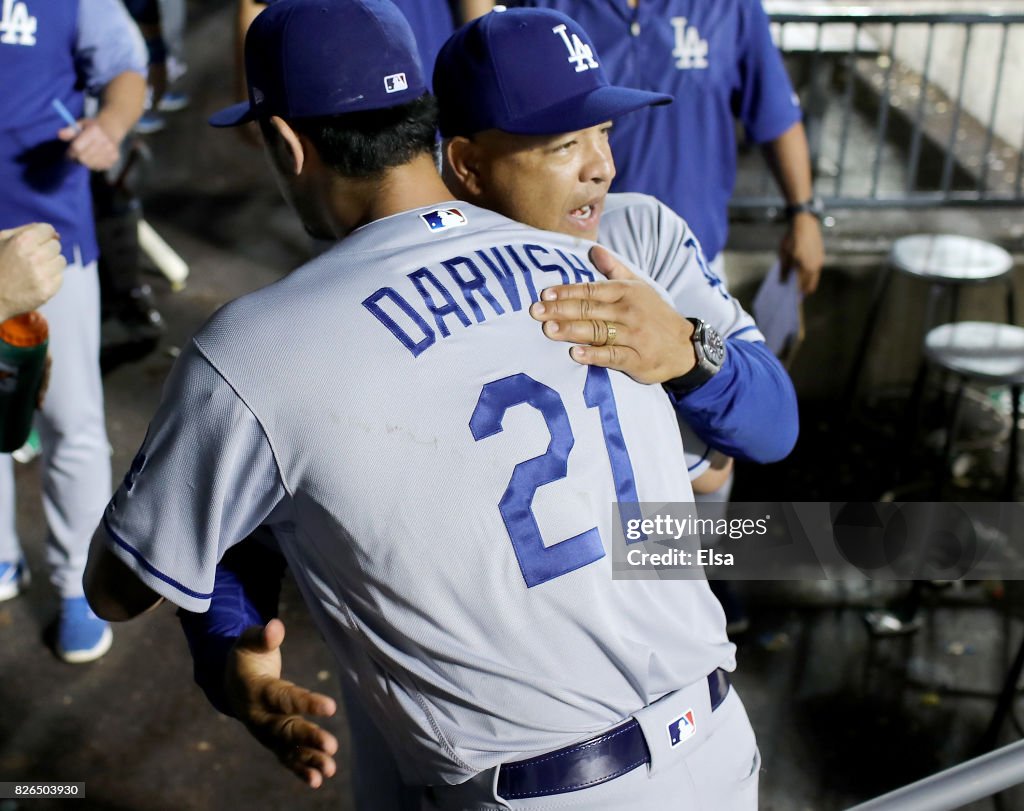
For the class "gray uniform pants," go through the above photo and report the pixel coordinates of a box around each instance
[156,0,185,69]
[425,677,760,811]
[0,259,111,598]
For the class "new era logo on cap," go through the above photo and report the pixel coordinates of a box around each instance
[667,709,696,747]
[420,208,468,232]
[385,73,408,93]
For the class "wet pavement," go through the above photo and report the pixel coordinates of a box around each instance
[2,3,1023,810]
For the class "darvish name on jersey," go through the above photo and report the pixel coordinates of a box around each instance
[362,237,596,358]
[0,0,36,46]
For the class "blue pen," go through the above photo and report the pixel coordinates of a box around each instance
[51,98,81,133]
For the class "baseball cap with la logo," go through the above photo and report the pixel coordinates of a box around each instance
[209,0,426,127]
[433,7,671,138]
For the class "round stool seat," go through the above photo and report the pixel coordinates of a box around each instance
[891,234,1013,283]
[924,322,1024,384]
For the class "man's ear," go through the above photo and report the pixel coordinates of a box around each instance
[443,136,484,198]
[268,115,306,175]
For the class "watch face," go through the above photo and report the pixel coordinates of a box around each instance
[664,319,725,396]
[703,324,725,367]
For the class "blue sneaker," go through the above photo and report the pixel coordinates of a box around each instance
[57,597,113,663]
[0,558,29,602]
[134,112,166,135]
[157,91,190,112]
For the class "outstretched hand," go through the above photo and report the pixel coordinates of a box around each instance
[529,245,696,385]
[225,619,339,789]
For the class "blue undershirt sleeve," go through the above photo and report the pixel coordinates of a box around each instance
[668,339,798,464]
[177,539,288,717]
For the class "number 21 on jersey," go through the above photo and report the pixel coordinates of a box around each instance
[470,366,642,588]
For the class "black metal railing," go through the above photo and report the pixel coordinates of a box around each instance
[732,4,1024,214]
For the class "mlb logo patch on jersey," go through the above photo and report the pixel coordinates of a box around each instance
[384,73,408,93]
[420,208,468,232]
[667,709,696,747]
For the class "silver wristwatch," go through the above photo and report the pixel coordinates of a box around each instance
[662,318,726,396]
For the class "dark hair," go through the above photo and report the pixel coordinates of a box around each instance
[262,94,438,180]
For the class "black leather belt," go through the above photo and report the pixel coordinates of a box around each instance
[496,669,730,800]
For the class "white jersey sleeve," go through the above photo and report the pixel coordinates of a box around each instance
[101,341,288,613]
[599,193,765,478]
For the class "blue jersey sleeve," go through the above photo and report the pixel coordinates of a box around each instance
[733,0,802,144]
[669,338,798,464]
[75,0,147,96]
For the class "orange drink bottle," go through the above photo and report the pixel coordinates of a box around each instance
[0,312,48,453]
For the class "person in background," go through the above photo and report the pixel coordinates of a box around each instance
[509,0,824,296]
[0,0,146,662]
[511,0,826,632]
[127,0,190,134]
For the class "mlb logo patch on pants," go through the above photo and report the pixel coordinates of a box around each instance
[668,708,696,746]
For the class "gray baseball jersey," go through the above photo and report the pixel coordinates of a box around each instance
[599,192,764,478]
[101,202,734,786]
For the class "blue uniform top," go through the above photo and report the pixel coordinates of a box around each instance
[0,0,145,264]
[512,0,802,261]
[393,0,456,85]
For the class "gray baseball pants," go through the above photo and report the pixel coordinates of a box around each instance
[424,676,760,810]
[0,258,111,598]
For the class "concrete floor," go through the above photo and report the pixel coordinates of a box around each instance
[2,3,1023,809]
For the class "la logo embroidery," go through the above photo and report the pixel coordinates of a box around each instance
[670,17,708,70]
[667,709,697,747]
[552,24,597,73]
[0,0,36,46]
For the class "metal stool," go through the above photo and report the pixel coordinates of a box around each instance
[923,322,1024,499]
[845,234,1015,408]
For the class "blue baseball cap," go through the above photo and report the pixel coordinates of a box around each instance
[209,0,427,128]
[433,7,671,138]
